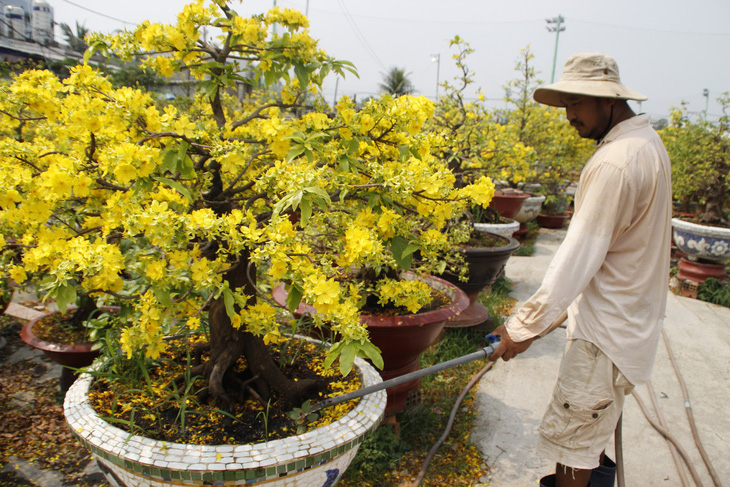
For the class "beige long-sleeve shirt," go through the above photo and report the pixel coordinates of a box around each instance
[505,114,672,385]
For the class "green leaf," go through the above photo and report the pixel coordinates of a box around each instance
[152,286,172,308]
[358,341,384,370]
[391,236,418,271]
[153,177,193,203]
[55,283,77,314]
[299,194,312,226]
[323,342,342,370]
[286,284,303,313]
[286,146,305,163]
[294,62,309,90]
[222,288,236,321]
[338,342,357,376]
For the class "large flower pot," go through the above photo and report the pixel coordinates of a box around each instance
[536,213,570,229]
[64,355,386,487]
[474,218,519,239]
[20,310,100,394]
[677,257,727,283]
[441,234,520,328]
[488,190,531,219]
[513,194,546,224]
[671,217,730,263]
[272,275,469,416]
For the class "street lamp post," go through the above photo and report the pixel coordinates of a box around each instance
[703,88,710,118]
[546,15,566,83]
[431,53,440,100]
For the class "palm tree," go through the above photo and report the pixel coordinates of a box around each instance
[60,22,89,53]
[379,67,415,97]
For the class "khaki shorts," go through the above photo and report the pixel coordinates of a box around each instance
[538,339,634,470]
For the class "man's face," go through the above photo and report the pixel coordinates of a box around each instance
[560,94,615,140]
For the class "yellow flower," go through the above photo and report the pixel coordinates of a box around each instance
[8,265,27,284]
[145,260,166,281]
[113,163,137,184]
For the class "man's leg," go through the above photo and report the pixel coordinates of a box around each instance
[538,340,633,485]
[555,463,592,487]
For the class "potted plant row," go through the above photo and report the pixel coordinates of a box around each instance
[661,96,730,282]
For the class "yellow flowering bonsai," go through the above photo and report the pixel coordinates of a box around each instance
[500,47,593,213]
[0,0,493,417]
[661,94,730,226]
[427,37,525,224]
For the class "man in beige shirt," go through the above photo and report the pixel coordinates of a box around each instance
[489,53,672,487]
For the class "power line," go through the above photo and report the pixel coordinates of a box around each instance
[336,0,385,70]
[56,0,136,26]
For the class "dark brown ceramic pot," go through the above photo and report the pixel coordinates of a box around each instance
[536,213,570,228]
[441,234,520,328]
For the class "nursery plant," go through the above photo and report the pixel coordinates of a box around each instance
[500,46,593,211]
[0,0,494,437]
[661,93,730,227]
[427,36,529,224]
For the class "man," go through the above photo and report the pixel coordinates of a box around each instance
[489,53,672,487]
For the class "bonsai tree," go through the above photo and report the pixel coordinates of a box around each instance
[500,46,593,211]
[0,1,493,413]
[426,36,527,223]
[661,94,730,226]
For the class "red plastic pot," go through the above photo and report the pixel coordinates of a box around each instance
[677,258,727,283]
[20,310,100,395]
[488,190,531,219]
[536,213,570,229]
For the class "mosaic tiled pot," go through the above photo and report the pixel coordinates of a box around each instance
[64,356,386,487]
[672,217,730,263]
[474,218,519,239]
[513,195,546,224]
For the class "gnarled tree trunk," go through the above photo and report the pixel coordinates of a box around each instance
[198,251,317,411]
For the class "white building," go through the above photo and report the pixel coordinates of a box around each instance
[1,0,54,45]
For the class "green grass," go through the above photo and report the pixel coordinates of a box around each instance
[340,281,517,486]
[513,221,540,256]
[697,277,730,307]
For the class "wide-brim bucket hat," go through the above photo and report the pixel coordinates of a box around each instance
[533,52,647,107]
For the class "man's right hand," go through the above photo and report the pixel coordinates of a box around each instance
[489,324,534,362]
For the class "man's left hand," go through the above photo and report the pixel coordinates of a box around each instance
[489,324,535,362]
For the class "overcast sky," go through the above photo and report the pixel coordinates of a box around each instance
[50,0,730,121]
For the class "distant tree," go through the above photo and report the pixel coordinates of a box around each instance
[60,22,89,53]
[378,67,415,97]
[107,63,162,90]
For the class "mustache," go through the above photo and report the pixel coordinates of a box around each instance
[570,120,583,128]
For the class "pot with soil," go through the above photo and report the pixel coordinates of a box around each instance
[488,189,531,219]
[440,232,520,328]
[272,274,469,416]
[64,337,386,487]
[19,307,107,394]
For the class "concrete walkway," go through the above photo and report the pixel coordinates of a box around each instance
[472,227,730,487]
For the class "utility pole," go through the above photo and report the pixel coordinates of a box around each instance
[431,53,440,100]
[546,15,566,83]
